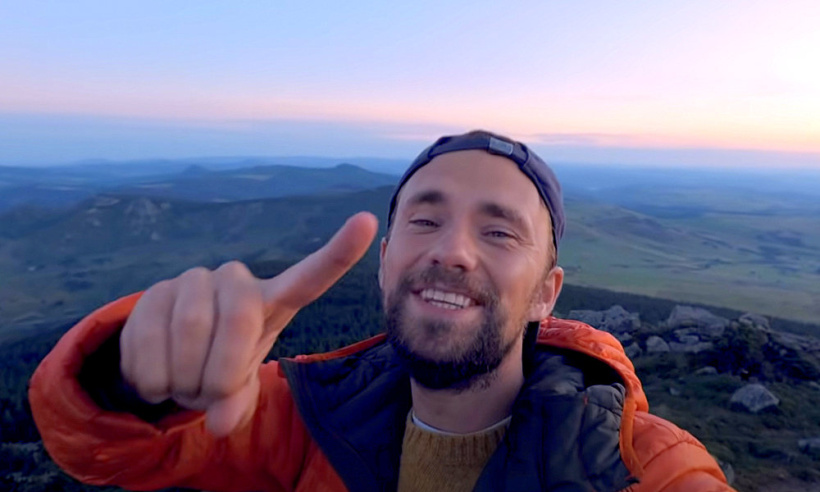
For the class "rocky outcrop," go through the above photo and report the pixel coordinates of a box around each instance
[125,197,168,230]
[730,384,780,413]
[646,336,670,353]
[665,305,729,338]
[668,327,715,353]
[739,312,770,330]
[564,304,820,383]
[567,305,640,334]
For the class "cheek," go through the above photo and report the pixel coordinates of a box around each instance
[496,256,544,305]
[381,241,412,291]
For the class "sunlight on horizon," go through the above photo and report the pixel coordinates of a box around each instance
[1,1,819,165]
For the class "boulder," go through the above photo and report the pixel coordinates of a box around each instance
[669,341,714,353]
[673,330,702,345]
[730,383,780,413]
[717,460,735,486]
[695,366,719,376]
[646,336,670,353]
[624,342,642,360]
[567,305,640,334]
[739,312,770,330]
[614,332,633,345]
[665,306,729,338]
[798,437,820,458]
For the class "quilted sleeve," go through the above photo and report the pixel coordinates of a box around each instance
[630,411,735,492]
[29,293,313,492]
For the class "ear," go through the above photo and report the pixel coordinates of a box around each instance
[378,237,388,289]
[526,266,564,322]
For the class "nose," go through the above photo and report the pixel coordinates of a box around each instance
[427,222,479,272]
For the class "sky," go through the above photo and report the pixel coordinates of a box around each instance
[1,1,820,169]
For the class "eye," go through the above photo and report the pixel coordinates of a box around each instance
[409,218,438,228]
[486,230,514,238]
[483,228,518,242]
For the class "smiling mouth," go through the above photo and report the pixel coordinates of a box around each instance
[419,288,477,310]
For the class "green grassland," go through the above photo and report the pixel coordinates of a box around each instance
[560,194,820,324]
[2,182,820,332]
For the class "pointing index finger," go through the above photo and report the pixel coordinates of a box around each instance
[262,212,378,313]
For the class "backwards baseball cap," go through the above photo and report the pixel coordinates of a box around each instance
[387,130,565,251]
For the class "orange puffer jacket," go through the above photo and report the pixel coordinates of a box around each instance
[30,293,734,491]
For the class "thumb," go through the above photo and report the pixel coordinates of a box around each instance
[204,376,261,437]
[262,211,378,313]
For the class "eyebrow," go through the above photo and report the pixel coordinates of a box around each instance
[479,202,527,230]
[404,190,528,230]
[405,189,445,207]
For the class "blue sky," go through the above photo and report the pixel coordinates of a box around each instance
[1,1,819,168]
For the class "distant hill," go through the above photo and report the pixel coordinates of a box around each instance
[0,160,399,212]
[116,163,398,202]
[0,187,393,327]
[1,163,818,326]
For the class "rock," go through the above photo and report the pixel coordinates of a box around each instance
[717,460,735,485]
[768,330,820,354]
[695,366,718,376]
[646,336,670,353]
[669,387,681,396]
[567,305,640,334]
[674,332,701,345]
[798,437,820,458]
[568,310,603,328]
[624,342,642,360]
[615,332,633,344]
[669,341,714,353]
[730,383,780,413]
[739,312,770,330]
[665,306,729,338]
[809,381,820,391]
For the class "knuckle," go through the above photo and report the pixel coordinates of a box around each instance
[148,278,175,297]
[216,260,250,277]
[180,266,211,283]
[171,309,211,338]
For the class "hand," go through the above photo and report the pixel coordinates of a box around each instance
[119,212,378,436]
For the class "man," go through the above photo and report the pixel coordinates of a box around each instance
[30,130,733,491]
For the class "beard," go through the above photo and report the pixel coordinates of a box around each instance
[384,264,527,392]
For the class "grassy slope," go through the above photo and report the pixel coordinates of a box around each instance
[560,195,820,324]
[2,183,820,330]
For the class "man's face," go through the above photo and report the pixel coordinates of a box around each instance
[379,150,563,390]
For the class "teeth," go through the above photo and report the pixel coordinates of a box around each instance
[420,289,474,309]
[430,300,459,310]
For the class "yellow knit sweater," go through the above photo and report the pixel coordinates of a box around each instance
[397,413,509,492]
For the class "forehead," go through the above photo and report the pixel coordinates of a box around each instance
[397,150,543,210]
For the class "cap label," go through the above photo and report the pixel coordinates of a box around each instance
[488,137,514,156]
